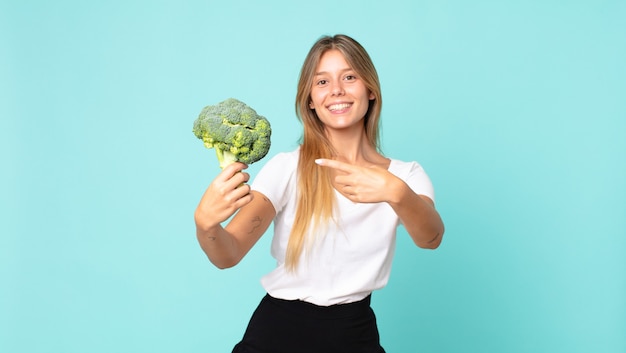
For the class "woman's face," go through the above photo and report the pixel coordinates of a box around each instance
[309,49,374,132]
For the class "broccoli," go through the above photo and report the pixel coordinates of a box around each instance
[193,98,271,169]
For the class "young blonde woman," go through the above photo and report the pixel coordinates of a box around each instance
[195,34,444,353]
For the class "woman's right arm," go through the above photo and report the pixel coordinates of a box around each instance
[194,162,276,269]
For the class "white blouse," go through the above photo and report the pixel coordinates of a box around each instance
[251,148,435,306]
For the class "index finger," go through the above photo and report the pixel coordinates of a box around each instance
[315,158,355,173]
[219,162,248,180]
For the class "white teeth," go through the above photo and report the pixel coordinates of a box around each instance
[328,103,351,111]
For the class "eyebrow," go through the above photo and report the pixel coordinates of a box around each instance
[314,68,353,76]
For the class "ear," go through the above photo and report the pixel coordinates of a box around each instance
[369,91,375,100]
[309,101,315,109]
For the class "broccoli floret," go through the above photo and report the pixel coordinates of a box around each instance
[193,98,271,169]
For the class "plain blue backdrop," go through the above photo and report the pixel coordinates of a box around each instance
[2,0,625,352]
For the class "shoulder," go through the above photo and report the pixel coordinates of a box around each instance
[388,158,435,201]
[269,147,300,163]
[259,147,300,172]
[388,159,427,180]
[252,147,300,212]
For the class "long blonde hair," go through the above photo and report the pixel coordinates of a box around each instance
[285,34,383,271]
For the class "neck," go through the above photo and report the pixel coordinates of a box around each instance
[325,127,377,165]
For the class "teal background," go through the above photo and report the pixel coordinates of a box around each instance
[2,0,625,352]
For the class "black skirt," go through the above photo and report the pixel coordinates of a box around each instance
[232,294,386,353]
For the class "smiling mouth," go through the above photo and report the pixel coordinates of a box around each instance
[328,103,352,111]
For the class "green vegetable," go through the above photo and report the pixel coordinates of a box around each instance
[193,98,271,169]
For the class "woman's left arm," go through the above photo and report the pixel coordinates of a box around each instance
[386,179,444,249]
[316,158,444,249]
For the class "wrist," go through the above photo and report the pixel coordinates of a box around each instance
[194,210,220,233]
[386,176,407,205]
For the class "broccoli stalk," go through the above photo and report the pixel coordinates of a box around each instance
[214,148,237,169]
[193,98,271,169]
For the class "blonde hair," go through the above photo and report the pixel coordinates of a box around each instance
[285,34,383,271]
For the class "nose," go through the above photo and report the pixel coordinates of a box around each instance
[331,81,344,96]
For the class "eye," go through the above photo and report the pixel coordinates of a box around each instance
[344,74,357,81]
[315,79,328,86]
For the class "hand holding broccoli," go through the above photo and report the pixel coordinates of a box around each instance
[193,98,272,169]
[194,162,253,231]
